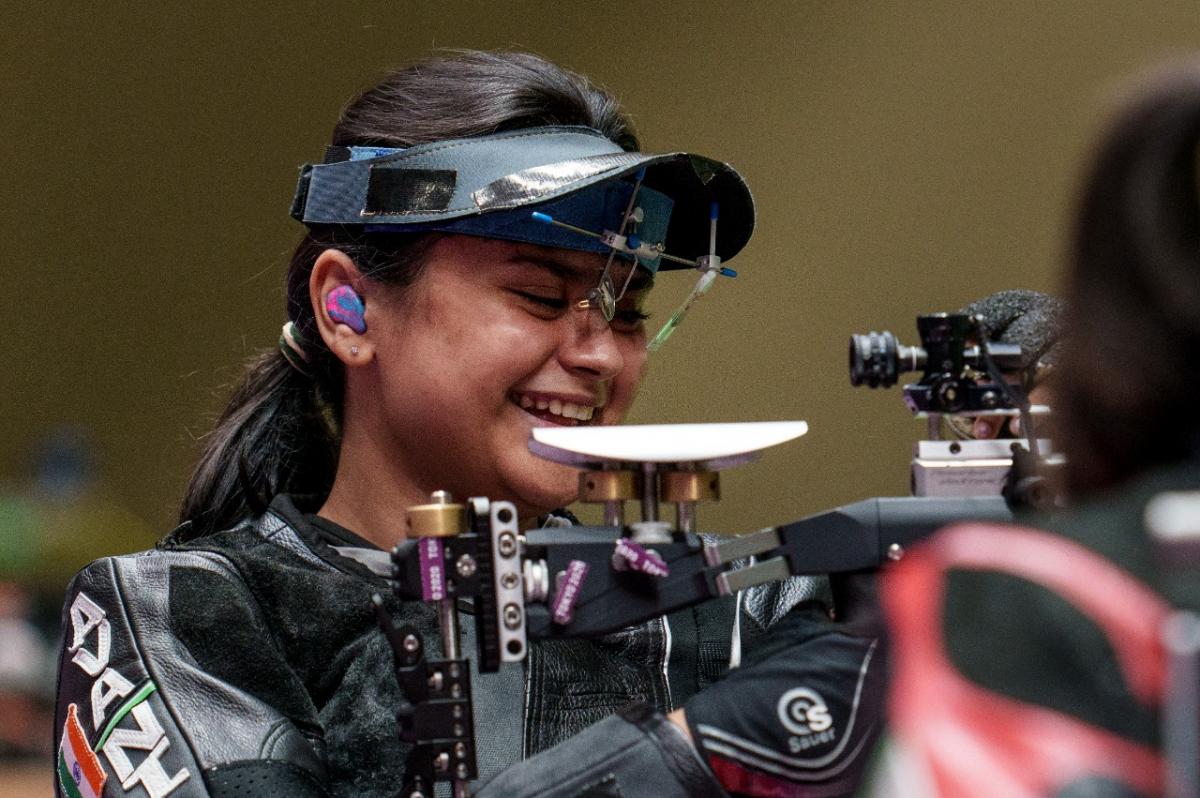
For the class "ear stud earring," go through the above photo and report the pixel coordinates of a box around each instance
[350,345,360,357]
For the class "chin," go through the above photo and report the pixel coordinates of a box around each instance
[504,460,579,520]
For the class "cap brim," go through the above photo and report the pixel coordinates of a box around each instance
[295,126,755,266]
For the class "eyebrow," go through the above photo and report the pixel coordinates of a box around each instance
[509,253,655,293]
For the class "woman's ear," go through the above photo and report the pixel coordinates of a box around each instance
[311,249,376,366]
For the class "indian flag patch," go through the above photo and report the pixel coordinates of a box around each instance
[58,703,106,798]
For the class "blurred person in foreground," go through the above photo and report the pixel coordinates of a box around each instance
[872,60,1200,797]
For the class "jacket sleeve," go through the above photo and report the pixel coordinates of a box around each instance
[53,550,330,798]
[682,603,884,798]
[474,703,729,798]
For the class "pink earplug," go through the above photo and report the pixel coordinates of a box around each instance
[327,285,367,333]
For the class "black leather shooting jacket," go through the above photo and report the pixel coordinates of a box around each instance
[53,494,826,798]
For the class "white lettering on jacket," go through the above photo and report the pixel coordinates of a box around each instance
[102,702,189,797]
[90,667,134,731]
[69,592,111,676]
[69,589,190,797]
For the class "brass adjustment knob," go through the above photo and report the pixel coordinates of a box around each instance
[660,471,720,503]
[407,490,467,538]
[578,470,640,503]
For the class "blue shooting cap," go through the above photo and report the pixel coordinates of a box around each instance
[290,126,755,274]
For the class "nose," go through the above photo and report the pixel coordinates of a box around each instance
[558,302,625,380]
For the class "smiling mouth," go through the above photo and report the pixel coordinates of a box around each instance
[511,392,597,426]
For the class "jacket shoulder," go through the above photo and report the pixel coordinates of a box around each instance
[54,548,329,797]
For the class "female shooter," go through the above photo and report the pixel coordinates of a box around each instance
[52,51,881,798]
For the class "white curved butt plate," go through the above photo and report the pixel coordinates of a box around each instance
[529,420,809,468]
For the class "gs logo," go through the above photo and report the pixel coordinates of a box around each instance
[777,687,833,735]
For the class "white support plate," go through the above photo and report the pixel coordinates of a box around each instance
[529,420,808,468]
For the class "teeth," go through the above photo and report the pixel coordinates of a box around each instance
[515,393,595,422]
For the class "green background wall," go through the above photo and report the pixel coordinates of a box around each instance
[4,1,1198,553]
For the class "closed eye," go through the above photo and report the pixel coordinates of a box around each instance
[512,290,649,331]
[612,308,651,331]
[513,290,568,312]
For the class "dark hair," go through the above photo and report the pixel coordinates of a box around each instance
[1056,61,1200,499]
[177,51,639,539]
[959,289,1064,390]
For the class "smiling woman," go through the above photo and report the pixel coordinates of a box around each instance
[316,236,652,535]
[51,50,880,798]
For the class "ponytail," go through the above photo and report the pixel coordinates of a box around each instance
[177,349,340,540]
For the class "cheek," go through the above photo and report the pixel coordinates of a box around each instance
[607,340,648,418]
[406,299,556,390]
